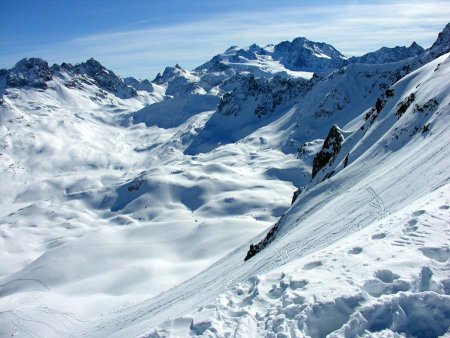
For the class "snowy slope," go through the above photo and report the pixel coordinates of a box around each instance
[0,26,449,338]
[74,49,450,338]
[153,185,450,337]
[0,59,304,337]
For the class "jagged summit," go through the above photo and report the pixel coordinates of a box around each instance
[0,57,138,99]
[430,22,450,56]
[153,64,187,84]
[349,42,425,64]
[84,57,103,68]
[71,58,137,98]
[196,37,347,77]
[274,36,347,71]
[3,57,52,89]
[410,41,421,49]
[123,76,153,92]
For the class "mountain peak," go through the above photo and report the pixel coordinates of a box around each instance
[225,46,239,53]
[13,57,49,71]
[273,36,346,72]
[4,57,52,89]
[79,58,110,75]
[349,42,424,65]
[248,43,261,52]
[429,22,450,56]
[123,76,153,92]
[45,57,137,98]
[84,57,103,67]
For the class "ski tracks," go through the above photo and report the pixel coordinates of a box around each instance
[366,186,387,220]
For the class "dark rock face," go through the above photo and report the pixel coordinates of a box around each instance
[364,88,396,124]
[312,125,344,178]
[429,23,450,57]
[5,58,52,89]
[291,187,303,205]
[343,154,349,168]
[231,49,257,62]
[245,218,283,261]
[396,93,416,118]
[217,74,311,117]
[71,58,137,98]
[195,55,230,73]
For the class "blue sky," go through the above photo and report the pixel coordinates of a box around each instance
[1,0,449,79]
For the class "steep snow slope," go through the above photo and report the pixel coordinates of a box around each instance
[74,52,450,338]
[153,185,450,337]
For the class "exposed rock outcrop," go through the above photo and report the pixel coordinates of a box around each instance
[312,125,344,178]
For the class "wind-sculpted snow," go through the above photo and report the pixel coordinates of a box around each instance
[98,185,450,338]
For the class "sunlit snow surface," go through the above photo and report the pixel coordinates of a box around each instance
[0,69,303,335]
[0,48,449,338]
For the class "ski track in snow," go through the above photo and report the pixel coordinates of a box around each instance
[366,186,387,220]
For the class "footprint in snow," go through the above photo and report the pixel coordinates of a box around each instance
[348,247,363,255]
[419,247,450,263]
[372,233,386,240]
[303,261,323,270]
[290,279,309,290]
[404,219,419,232]
[411,210,426,217]
[374,269,400,283]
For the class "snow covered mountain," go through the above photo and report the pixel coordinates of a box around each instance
[348,42,424,65]
[0,57,143,101]
[273,37,347,72]
[124,77,154,93]
[0,23,449,338]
